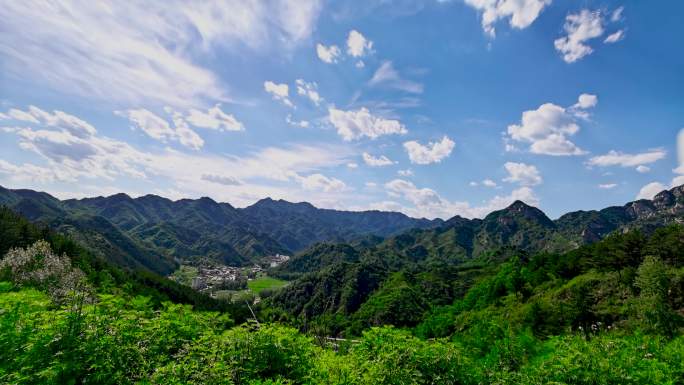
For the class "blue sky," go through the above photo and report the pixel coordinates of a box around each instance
[0,0,683,219]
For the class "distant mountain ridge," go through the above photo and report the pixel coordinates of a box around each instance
[269,185,684,324]
[276,185,684,276]
[3,184,684,276]
[0,186,441,274]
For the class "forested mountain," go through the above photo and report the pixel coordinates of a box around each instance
[267,185,684,333]
[276,185,684,278]
[0,186,440,274]
[1,188,683,383]
[3,184,684,277]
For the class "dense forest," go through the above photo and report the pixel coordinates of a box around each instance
[1,203,683,384]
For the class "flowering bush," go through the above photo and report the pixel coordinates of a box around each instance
[0,240,90,304]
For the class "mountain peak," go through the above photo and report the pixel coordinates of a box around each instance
[486,199,554,228]
[108,192,132,201]
[507,200,531,211]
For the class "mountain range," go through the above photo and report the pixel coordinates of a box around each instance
[0,186,439,274]
[269,184,684,326]
[2,184,684,276]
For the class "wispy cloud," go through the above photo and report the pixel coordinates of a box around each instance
[0,1,322,107]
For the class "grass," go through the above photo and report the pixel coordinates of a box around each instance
[169,265,198,286]
[247,276,288,294]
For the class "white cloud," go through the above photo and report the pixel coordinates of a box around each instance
[328,107,408,141]
[636,165,650,173]
[384,178,539,219]
[369,61,424,94]
[286,114,310,128]
[482,179,497,187]
[398,169,414,177]
[3,109,39,124]
[587,149,666,170]
[295,79,323,106]
[363,152,395,167]
[316,43,341,63]
[503,162,542,186]
[347,162,359,169]
[2,106,355,204]
[185,105,244,131]
[365,182,378,189]
[13,125,148,181]
[554,9,604,63]
[264,81,294,107]
[611,6,624,22]
[506,95,595,156]
[296,173,347,192]
[346,30,373,57]
[116,109,204,150]
[574,93,598,109]
[598,183,617,189]
[671,175,684,188]
[0,1,322,107]
[469,178,497,187]
[403,136,455,165]
[463,0,551,38]
[201,174,242,186]
[1,106,96,138]
[355,60,365,68]
[604,30,625,44]
[636,182,666,200]
[0,159,60,183]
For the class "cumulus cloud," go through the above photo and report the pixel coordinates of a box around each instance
[328,107,407,141]
[346,30,373,57]
[587,149,666,171]
[296,173,347,192]
[573,93,598,109]
[598,183,617,189]
[185,105,244,131]
[503,162,542,186]
[295,79,323,106]
[463,0,551,37]
[554,8,626,63]
[347,162,359,169]
[12,123,148,181]
[403,136,455,165]
[286,114,310,128]
[2,105,357,208]
[398,169,414,177]
[316,43,341,63]
[369,61,424,94]
[554,9,604,63]
[116,109,204,150]
[264,81,294,107]
[0,1,322,107]
[384,178,539,219]
[363,152,395,167]
[506,94,596,156]
[636,182,666,200]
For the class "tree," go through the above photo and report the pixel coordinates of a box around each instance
[634,255,676,336]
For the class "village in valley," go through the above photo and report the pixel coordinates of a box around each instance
[169,254,290,303]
